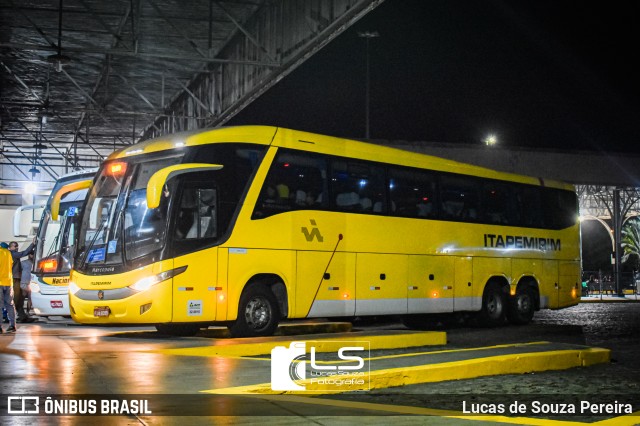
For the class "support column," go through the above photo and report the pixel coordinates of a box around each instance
[613,188,623,296]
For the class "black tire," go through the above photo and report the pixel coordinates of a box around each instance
[476,284,506,327]
[507,287,536,325]
[155,323,201,336]
[229,285,280,337]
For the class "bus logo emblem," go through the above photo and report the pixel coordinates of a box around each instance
[98,290,104,300]
[301,220,324,242]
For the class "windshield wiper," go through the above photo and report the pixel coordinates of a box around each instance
[45,214,68,259]
[79,217,108,268]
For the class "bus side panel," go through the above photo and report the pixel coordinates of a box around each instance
[172,247,217,322]
[217,248,229,321]
[541,260,559,308]
[472,257,511,297]
[298,251,356,318]
[511,258,543,290]
[407,255,454,314]
[559,261,580,308]
[453,256,474,311]
[226,248,296,321]
[355,253,408,316]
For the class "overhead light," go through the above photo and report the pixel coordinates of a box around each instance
[28,166,40,177]
[25,182,38,194]
[484,134,498,146]
[47,53,71,72]
[33,143,48,150]
[38,111,50,124]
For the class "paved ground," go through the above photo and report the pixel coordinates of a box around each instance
[1,302,639,425]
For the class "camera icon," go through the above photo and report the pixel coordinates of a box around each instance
[271,341,307,391]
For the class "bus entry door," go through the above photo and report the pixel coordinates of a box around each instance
[171,248,217,322]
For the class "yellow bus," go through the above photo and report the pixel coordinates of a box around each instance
[68,126,580,336]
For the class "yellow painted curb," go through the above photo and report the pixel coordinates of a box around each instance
[156,331,447,358]
[203,346,610,395]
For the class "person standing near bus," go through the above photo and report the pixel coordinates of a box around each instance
[8,240,35,323]
[0,242,16,333]
[19,253,35,323]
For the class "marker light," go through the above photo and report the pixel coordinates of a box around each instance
[432,291,439,298]
[39,258,58,273]
[107,162,127,177]
[129,266,188,292]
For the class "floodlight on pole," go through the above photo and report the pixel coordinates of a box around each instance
[484,134,498,146]
[358,31,379,140]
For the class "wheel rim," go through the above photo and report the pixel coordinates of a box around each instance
[244,296,272,330]
[487,293,503,318]
[517,293,532,313]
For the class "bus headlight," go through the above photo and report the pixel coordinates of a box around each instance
[30,281,41,293]
[129,266,188,293]
[69,281,80,295]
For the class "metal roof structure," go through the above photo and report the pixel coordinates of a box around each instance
[0,0,383,188]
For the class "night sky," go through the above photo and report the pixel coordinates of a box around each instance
[229,0,640,153]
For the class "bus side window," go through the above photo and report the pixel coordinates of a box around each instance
[330,159,384,213]
[440,175,480,222]
[389,167,437,219]
[483,182,511,225]
[252,150,327,219]
[175,187,217,240]
[176,189,197,239]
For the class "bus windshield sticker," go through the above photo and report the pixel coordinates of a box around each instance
[87,248,106,263]
[67,206,77,217]
[107,240,117,254]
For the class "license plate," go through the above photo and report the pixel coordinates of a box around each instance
[50,301,63,309]
[94,307,110,317]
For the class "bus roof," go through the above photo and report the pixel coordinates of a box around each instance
[110,126,572,190]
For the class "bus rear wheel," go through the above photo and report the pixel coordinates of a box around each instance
[476,284,506,327]
[155,323,201,337]
[507,287,536,325]
[229,285,280,337]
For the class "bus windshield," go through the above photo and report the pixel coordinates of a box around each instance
[35,201,83,274]
[76,154,183,270]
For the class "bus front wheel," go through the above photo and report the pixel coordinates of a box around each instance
[477,284,506,327]
[229,285,280,337]
[506,287,536,325]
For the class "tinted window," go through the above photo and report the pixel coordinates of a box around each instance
[389,167,437,219]
[253,151,327,219]
[440,174,480,222]
[330,159,385,214]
